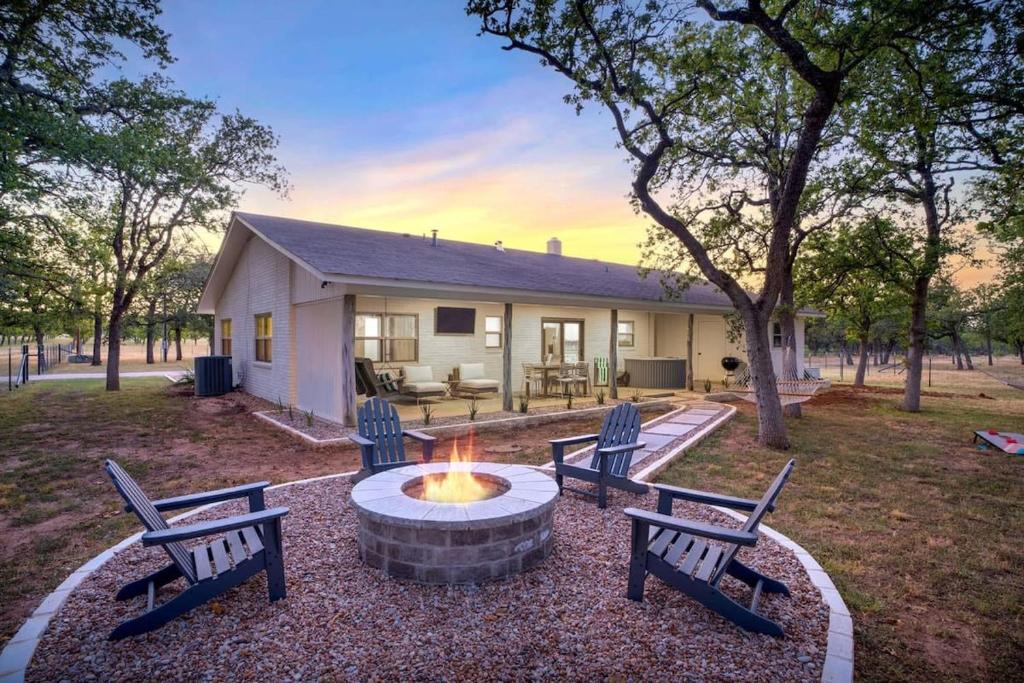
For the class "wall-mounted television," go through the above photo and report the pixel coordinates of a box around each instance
[435,307,476,334]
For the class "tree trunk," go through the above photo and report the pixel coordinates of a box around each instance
[779,267,801,418]
[33,325,45,373]
[106,311,124,390]
[145,299,157,364]
[986,325,993,366]
[902,278,928,412]
[92,312,103,365]
[952,339,964,369]
[742,306,789,449]
[174,325,183,361]
[854,332,870,387]
[1018,341,1024,364]
[882,339,895,365]
[960,337,974,370]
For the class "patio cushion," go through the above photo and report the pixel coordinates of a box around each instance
[403,381,446,395]
[460,378,499,389]
[403,365,434,382]
[459,363,486,380]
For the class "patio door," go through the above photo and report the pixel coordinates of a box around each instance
[542,319,584,363]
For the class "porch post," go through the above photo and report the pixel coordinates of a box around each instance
[609,308,618,399]
[686,313,694,391]
[502,303,513,412]
[340,294,357,427]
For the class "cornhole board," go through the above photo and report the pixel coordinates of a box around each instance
[974,430,1024,455]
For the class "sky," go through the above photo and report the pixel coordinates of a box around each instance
[120,1,994,285]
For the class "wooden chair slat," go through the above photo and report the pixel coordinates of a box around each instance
[695,545,723,583]
[678,540,707,576]
[664,533,693,567]
[193,545,213,582]
[649,528,676,558]
[241,525,264,554]
[225,530,247,564]
[210,539,231,575]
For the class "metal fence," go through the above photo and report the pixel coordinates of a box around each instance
[6,342,74,390]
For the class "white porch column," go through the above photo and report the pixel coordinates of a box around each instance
[609,308,618,399]
[502,303,513,412]
[340,293,357,427]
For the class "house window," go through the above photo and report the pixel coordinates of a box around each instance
[541,319,584,363]
[617,320,635,348]
[772,322,783,348]
[485,316,502,348]
[255,313,272,362]
[220,319,232,356]
[356,313,418,363]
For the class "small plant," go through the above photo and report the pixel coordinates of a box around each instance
[419,401,434,425]
[304,409,315,428]
[595,388,606,405]
[276,395,285,413]
[466,395,480,421]
[565,392,574,410]
[287,403,294,422]
[630,388,643,403]
[721,377,730,389]
[173,368,195,386]
[703,378,713,393]
[517,393,530,414]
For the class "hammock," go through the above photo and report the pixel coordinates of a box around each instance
[729,349,829,406]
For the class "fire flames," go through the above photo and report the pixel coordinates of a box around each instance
[420,439,489,504]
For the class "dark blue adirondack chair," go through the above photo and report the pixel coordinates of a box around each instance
[624,460,795,636]
[104,460,289,640]
[549,402,648,509]
[349,397,435,479]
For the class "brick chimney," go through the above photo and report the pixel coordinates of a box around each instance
[546,237,562,255]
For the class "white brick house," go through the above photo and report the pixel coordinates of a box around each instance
[198,213,818,424]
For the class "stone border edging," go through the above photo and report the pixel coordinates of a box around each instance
[712,507,854,683]
[0,470,359,682]
[254,400,674,448]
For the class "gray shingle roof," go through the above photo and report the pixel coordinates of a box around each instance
[235,212,737,309]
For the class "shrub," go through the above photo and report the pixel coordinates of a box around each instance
[287,404,294,422]
[304,409,315,428]
[174,368,195,386]
[596,388,606,405]
[565,392,574,410]
[703,378,713,393]
[467,396,479,421]
[419,401,434,425]
[276,395,285,413]
[517,393,530,414]
[630,388,642,403]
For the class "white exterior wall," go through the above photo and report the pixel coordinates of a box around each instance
[213,237,295,405]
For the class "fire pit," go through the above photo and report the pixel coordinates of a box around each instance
[350,443,558,584]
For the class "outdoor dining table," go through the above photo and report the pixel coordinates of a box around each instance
[528,363,567,398]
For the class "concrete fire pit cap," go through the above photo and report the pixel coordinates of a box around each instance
[349,462,559,530]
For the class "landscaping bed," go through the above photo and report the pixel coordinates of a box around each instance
[27,476,828,681]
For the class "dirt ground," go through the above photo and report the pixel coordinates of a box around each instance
[0,378,671,645]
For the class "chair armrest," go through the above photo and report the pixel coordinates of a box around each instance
[142,507,290,547]
[349,434,375,448]
[138,481,271,513]
[549,433,600,447]
[597,441,646,456]
[403,429,436,444]
[652,483,770,513]
[623,508,758,546]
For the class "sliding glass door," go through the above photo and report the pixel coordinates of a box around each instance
[541,319,584,363]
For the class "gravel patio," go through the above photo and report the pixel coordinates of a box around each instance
[27,473,828,681]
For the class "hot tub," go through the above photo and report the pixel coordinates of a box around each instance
[625,357,686,389]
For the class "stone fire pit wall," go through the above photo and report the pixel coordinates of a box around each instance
[351,463,558,584]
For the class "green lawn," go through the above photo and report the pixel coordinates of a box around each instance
[658,384,1024,681]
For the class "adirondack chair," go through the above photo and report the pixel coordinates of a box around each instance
[549,402,648,509]
[104,460,289,640]
[350,396,436,479]
[624,460,796,636]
